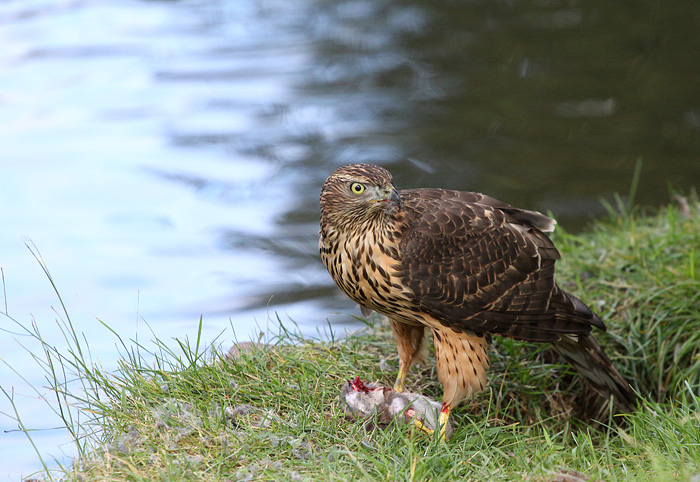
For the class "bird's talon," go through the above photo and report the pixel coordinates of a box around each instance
[412,418,435,435]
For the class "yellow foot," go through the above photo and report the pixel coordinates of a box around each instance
[412,417,434,435]
[411,404,451,441]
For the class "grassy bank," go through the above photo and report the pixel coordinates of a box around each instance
[8,194,700,481]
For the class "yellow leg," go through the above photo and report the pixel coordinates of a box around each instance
[394,362,408,392]
[437,405,451,441]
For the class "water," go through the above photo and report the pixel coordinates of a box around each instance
[1,0,699,478]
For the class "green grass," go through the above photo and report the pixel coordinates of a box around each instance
[3,193,700,481]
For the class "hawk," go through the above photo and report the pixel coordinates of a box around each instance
[319,163,637,437]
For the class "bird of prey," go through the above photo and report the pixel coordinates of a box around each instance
[319,163,637,438]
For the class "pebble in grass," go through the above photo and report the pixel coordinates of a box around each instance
[226,341,270,359]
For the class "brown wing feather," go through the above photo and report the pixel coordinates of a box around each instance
[398,188,605,342]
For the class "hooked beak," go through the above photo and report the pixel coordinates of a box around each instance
[382,186,402,209]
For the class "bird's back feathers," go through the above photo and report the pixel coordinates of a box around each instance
[397,188,604,342]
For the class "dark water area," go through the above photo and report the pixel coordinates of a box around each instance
[1,0,699,477]
[252,0,700,314]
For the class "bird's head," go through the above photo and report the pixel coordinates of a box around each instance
[320,163,402,229]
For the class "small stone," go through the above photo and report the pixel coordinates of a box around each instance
[232,404,253,417]
[186,454,204,465]
[226,342,268,360]
[269,435,285,447]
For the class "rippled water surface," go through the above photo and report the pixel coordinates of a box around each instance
[1,0,700,477]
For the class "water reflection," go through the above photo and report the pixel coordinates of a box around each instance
[224,0,700,315]
[1,0,700,478]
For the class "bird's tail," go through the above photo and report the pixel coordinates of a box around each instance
[553,334,638,411]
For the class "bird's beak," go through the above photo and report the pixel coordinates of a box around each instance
[384,186,402,208]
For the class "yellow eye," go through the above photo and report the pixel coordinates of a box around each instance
[350,182,366,194]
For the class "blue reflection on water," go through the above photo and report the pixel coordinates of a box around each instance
[0,0,353,478]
